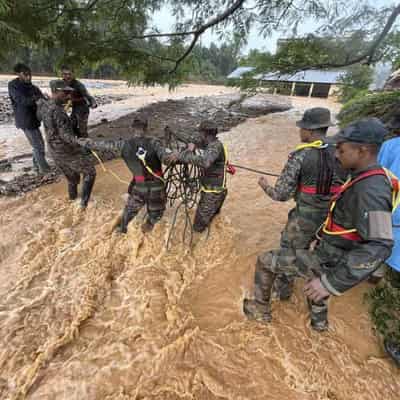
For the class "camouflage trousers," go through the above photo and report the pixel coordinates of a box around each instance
[254,206,330,327]
[71,106,89,138]
[274,206,327,297]
[59,163,96,185]
[122,183,167,227]
[194,190,227,232]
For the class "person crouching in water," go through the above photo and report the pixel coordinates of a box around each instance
[80,115,173,233]
[243,107,344,331]
[37,81,96,208]
[175,120,229,233]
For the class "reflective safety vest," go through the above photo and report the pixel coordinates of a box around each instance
[294,140,342,195]
[321,168,400,241]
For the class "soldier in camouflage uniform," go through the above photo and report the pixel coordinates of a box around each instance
[80,115,173,233]
[37,81,97,208]
[51,66,97,138]
[244,118,395,332]
[176,120,228,233]
[243,108,344,329]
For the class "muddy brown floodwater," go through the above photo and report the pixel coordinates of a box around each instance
[0,96,399,400]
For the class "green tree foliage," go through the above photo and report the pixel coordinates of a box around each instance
[337,90,400,127]
[367,269,400,343]
[338,65,373,103]
[1,1,399,85]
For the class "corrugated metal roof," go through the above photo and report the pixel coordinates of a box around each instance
[259,70,346,84]
[227,67,346,84]
[227,67,254,79]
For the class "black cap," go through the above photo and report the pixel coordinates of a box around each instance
[199,119,218,134]
[331,118,388,145]
[296,107,333,130]
[50,79,75,92]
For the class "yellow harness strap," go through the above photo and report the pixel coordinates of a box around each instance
[295,140,325,151]
[201,144,228,194]
[140,158,165,184]
[91,150,130,185]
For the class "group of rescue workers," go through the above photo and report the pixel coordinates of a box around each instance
[7,63,400,367]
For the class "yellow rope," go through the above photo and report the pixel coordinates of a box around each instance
[295,140,325,151]
[90,150,130,185]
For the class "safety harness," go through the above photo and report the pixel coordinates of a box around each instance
[135,147,165,184]
[201,144,234,193]
[294,140,341,195]
[322,167,400,241]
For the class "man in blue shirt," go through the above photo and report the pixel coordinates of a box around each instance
[376,115,400,367]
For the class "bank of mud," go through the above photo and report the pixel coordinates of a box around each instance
[0,104,399,399]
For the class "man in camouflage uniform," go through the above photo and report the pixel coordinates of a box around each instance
[246,108,343,308]
[244,118,395,332]
[80,115,173,233]
[51,66,97,138]
[176,120,228,233]
[37,81,97,208]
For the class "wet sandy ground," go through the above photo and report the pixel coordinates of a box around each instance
[0,96,399,399]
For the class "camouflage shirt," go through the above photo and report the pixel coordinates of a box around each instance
[79,137,170,162]
[263,145,344,211]
[37,99,95,169]
[178,139,226,188]
[178,140,223,168]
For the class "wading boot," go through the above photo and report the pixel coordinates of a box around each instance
[384,339,400,367]
[243,299,272,324]
[80,176,95,209]
[243,268,275,324]
[117,209,131,234]
[308,298,329,332]
[141,220,154,234]
[68,182,78,201]
[274,274,295,301]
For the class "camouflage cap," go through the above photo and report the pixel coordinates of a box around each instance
[296,107,333,130]
[50,79,75,93]
[199,119,218,134]
[331,118,388,145]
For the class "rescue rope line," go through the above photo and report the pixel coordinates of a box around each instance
[90,150,130,185]
[229,164,280,177]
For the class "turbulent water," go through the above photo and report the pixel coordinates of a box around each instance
[0,111,399,399]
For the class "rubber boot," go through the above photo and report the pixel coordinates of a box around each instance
[274,274,295,301]
[117,208,131,234]
[308,298,329,332]
[68,182,78,201]
[141,220,154,234]
[80,175,95,209]
[243,267,275,324]
[384,339,400,367]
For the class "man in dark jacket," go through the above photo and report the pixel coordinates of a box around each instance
[8,63,51,174]
[37,81,96,208]
[80,115,173,233]
[50,66,97,138]
[244,118,395,332]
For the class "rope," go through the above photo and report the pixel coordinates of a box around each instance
[229,163,280,177]
[90,150,130,185]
